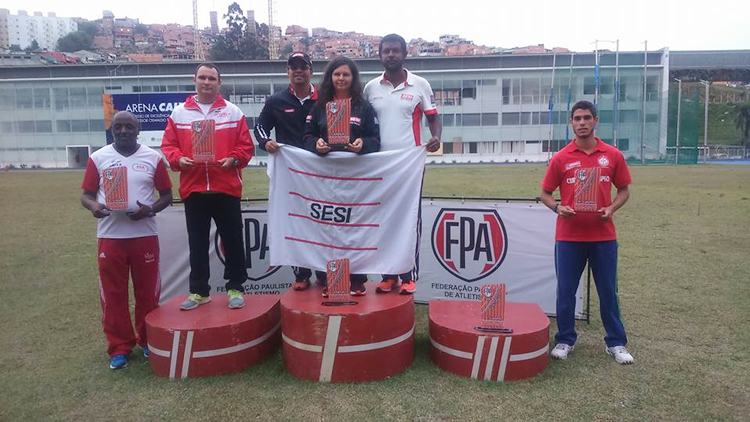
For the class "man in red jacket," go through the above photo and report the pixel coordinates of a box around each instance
[161,63,254,310]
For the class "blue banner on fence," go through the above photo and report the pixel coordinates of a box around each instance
[103,93,191,142]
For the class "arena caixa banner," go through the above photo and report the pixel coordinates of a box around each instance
[102,93,192,145]
[156,200,586,318]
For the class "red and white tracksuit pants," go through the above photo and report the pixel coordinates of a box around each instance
[97,236,161,356]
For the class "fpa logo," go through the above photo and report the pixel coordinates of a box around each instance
[431,208,508,282]
[216,210,280,281]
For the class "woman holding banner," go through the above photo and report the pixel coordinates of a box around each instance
[303,56,380,295]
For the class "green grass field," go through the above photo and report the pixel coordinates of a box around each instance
[1,164,748,421]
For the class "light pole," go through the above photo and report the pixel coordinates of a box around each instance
[700,80,710,162]
[674,78,682,164]
[640,40,648,164]
[593,39,620,147]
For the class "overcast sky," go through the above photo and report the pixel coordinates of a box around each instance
[4,0,749,52]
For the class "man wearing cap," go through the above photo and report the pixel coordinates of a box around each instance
[254,52,319,291]
[161,62,254,311]
[364,33,442,295]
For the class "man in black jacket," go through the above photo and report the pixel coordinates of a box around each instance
[254,52,317,152]
[254,52,318,290]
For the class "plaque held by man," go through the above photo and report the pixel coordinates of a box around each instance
[572,167,601,212]
[325,98,351,151]
[102,166,129,212]
[191,119,217,164]
[475,283,512,333]
[323,258,357,306]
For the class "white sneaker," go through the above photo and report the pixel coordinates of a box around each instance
[606,345,634,365]
[550,343,574,360]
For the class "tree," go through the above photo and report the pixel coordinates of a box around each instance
[209,2,268,60]
[134,23,149,36]
[57,31,93,52]
[77,21,98,37]
[9,44,22,52]
[25,39,40,52]
[735,103,750,146]
[279,43,293,58]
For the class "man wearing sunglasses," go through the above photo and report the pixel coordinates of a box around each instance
[254,51,319,291]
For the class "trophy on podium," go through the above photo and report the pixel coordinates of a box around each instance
[102,166,128,211]
[325,98,351,151]
[322,258,357,306]
[572,167,601,212]
[191,119,217,164]
[475,283,513,333]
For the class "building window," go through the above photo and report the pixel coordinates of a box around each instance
[53,88,68,110]
[1,121,15,133]
[461,80,476,100]
[481,113,498,126]
[502,112,520,125]
[69,87,87,107]
[461,113,480,126]
[18,120,35,133]
[16,88,33,109]
[71,120,89,132]
[35,121,52,133]
[442,114,455,127]
[442,142,453,154]
[469,142,478,153]
[254,83,271,95]
[89,120,104,131]
[502,79,511,105]
[520,112,533,125]
[618,138,630,151]
[521,78,540,104]
[599,110,613,124]
[57,120,71,132]
[619,110,639,123]
[33,88,50,109]
[88,87,103,107]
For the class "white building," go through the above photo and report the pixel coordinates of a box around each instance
[0,9,78,51]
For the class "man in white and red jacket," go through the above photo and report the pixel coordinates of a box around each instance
[161,63,254,311]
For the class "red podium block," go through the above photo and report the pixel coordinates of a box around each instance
[145,295,280,379]
[429,301,549,382]
[281,282,414,383]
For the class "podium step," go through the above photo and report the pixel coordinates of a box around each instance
[281,282,414,383]
[145,294,280,379]
[429,301,549,382]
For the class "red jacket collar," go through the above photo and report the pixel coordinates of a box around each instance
[564,137,607,154]
[184,94,227,111]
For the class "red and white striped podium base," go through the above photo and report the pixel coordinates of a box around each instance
[281,282,414,383]
[429,301,549,382]
[145,294,280,379]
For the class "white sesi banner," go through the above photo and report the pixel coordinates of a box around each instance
[266,145,426,274]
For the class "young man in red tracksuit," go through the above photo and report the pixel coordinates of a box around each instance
[540,100,634,365]
[81,111,173,370]
[161,63,254,310]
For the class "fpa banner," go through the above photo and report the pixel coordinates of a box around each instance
[156,199,585,318]
[102,93,191,145]
[418,200,584,317]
